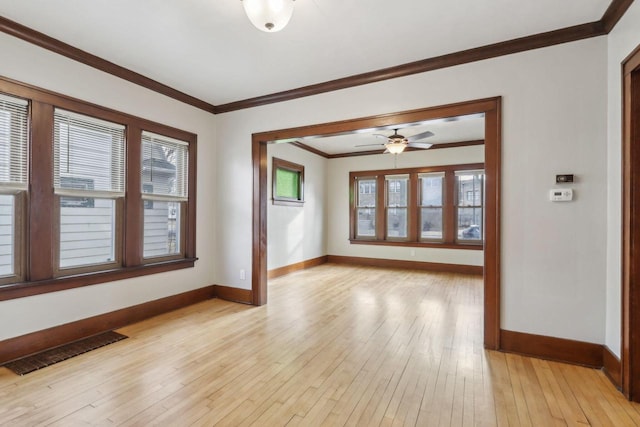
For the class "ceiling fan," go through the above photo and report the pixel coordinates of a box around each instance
[356,129,434,154]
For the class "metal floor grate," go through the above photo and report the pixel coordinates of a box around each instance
[2,331,128,375]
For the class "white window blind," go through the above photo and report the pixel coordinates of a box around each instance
[53,109,125,198]
[141,131,188,201]
[0,94,28,190]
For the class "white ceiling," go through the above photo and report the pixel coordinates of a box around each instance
[0,0,611,105]
[293,113,485,155]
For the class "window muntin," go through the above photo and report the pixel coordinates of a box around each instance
[419,172,444,241]
[456,171,484,242]
[141,131,189,259]
[386,175,408,239]
[355,177,376,238]
[53,109,125,271]
[272,157,304,205]
[0,94,28,280]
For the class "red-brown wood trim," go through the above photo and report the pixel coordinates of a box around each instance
[252,97,500,349]
[289,141,331,159]
[295,140,485,159]
[500,329,604,368]
[124,125,143,267]
[483,101,501,350]
[348,239,482,250]
[267,255,329,279]
[216,23,604,113]
[622,43,640,401]
[213,285,253,305]
[601,0,636,33]
[252,137,268,306]
[186,136,198,259]
[0,16,217,114]
[0,76,197,141]
[604,346,622,390]
[0,285,215,365]
[327,255,483,276]
[0,258,197,301]
[28,101,54,281]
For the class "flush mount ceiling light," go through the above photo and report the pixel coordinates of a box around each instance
[242,0,296,32]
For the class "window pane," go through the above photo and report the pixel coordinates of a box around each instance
[141,132,188,198]
[457,207,482,241]
[387,207,407,238]
[357,207,375,237]
[275,168,300,199]
[457,173,483,207]
[421,207,443,239]
[54,110,125,193]
[144,201,181,258]
[387,177,408,206]
[457,171,484,241]
[0,194,14,276]
[421,175,443,206]
[357,179,376,207]
[60,198,116,268]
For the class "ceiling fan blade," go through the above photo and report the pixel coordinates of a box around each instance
[355,143,385,147]
[407,130,434,142]
[373,134,389,139]
[407,142,433,149]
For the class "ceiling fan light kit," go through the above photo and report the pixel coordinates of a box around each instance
[242,0,296,32]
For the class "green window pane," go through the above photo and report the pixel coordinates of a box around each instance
[276,168,300,199]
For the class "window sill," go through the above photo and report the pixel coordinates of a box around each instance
[272,199,304,207]
[349,239,483,250]
[0,257,197,302]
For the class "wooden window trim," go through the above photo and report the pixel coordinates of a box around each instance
[272,157,304,206]
[0,76,198,302]
[349,163,484,248]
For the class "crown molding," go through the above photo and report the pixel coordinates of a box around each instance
[0,0,633,114]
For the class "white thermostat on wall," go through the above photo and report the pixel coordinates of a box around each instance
[549,188,573,202]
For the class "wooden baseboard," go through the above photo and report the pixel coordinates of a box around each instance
[267,255,329,279]
[327,255,483,275]
[0,285,216,365]
[213,285,253,304]
[603,345,622,389]
[500,329,603,368]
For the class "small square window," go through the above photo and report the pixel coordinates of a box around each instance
[272,157,304,206]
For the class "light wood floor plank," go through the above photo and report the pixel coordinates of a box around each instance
[1,264,640,426]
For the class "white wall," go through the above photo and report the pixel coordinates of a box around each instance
[606,1,640,357]
[326,145,484,266]
[267,143,327,271]
[216,36,608,344]
[0,33,217,341]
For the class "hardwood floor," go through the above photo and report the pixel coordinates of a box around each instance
[1,264,639,426]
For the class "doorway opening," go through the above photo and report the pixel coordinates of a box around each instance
[251,97,502,349]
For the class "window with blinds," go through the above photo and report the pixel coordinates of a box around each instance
[53,109,125,270]
[141,131,189,258]
[0,94,28,279]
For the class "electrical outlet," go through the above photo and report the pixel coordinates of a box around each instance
[240,269,246,280]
